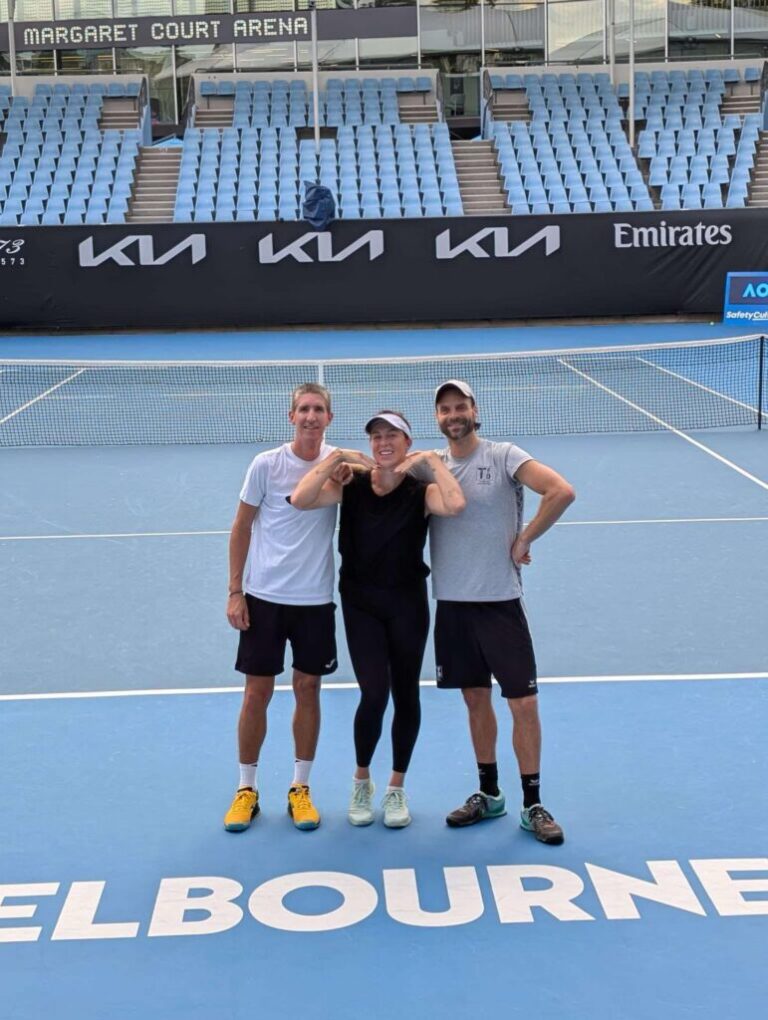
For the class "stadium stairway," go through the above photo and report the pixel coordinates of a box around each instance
[99,96,142,132]
[746,132,768,207]
[194,94,234,129]
[127,147,181,223]
[397,91,439,124]
[451,139,510,215]
[488,81,532,123]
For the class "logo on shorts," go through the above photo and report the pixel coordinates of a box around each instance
[436,666,443,681]
[324,659,337,670]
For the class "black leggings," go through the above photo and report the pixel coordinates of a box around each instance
[341,581,430,775]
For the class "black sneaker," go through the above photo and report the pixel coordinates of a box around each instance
[520,804,564,844]
[446,791,506,828]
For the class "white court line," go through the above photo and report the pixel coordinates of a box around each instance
[1,673,766,702]
[0,368,86,427]
[634,356,758,415]
[556,516,768,526]
[2,518,768,542]
[0,530,229,542]
[558,359,768,492]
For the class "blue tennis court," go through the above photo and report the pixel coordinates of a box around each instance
[1,323,767,1019]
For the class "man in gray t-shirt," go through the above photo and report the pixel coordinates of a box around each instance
[411,380,575,844]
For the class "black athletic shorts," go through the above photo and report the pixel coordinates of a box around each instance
[434,598,538,700]
[235,595,337,678]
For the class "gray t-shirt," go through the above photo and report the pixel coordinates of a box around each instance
[422,438,532,602]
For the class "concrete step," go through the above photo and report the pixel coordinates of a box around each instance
[195,113,233,127]
[134,170,180,180]
[464,206,509,215]
[454,172,503,184]
[463,197,508,206]
[130,197,176,206]
[454,165,501,175]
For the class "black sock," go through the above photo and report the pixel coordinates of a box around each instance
[521,773,541,808]
[478,762,499,798]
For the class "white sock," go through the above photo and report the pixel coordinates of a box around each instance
[292,759,313,786]
[355,776,371,787]
[386,785,404,794]
[239,763,257,790]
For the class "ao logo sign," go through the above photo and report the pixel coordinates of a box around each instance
[742,282,768,298]
[78,234,207,267]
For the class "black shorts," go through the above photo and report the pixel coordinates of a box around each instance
[434,599,538,700]
[235,595,337,678]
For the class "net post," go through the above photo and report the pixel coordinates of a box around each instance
[758,335,765,431]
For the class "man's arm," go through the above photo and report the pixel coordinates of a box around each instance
[396,451,465,516]
[512,460,575,566]
[226,500,259,631]
[290,449,374,509]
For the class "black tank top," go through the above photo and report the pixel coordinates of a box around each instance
[339,472,429,592]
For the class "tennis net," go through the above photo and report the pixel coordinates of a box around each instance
[1,335,765,447]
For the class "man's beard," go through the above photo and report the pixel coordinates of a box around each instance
[439,416,475,440]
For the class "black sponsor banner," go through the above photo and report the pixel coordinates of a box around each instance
[0,8,417,52]
[0,209,766,330]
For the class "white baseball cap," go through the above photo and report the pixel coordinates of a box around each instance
[434,379,476,404]
[364,411,412,439]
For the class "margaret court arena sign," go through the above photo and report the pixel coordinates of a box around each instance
[2,209,768,329]
[0,8,417,50]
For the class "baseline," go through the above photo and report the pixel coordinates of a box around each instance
[1,672,766,702]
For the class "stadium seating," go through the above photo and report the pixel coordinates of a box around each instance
[632,68,761,209]
[0,66,764,225]
[0,83,141,226]
[485,66,764,213]
[196,76,432,129]
[174,122,462,222]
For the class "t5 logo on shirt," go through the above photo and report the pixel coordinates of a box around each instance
[477,467,493,483]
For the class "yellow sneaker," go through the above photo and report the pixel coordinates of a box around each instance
[287,784,320,830]
[224,788,259,832]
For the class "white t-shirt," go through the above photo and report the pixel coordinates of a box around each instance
[239,443,337,606]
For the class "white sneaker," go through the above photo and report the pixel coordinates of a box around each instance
[348,779,375,826]
[382,787,411,828]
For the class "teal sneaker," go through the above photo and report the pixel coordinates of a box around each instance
[348,779,375,826]
[520,804,564,845]
[382,788,411,829]
[446,790,506,827]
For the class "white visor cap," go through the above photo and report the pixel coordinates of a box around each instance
[434,379,476,404]
[364,412,412,440]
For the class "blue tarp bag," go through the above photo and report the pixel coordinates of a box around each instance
[303,182,336,230]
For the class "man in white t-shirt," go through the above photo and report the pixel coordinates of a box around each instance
[223,382,366,833]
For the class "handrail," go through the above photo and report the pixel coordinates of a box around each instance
[760,59,768,119]
[435,70,444,122]
[138,75,147,117]
[481,67,494,138]
[180,74,196,134]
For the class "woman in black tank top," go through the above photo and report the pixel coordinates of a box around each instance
[291,411,465,828]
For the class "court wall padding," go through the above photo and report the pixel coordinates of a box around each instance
[2,208,767,329]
